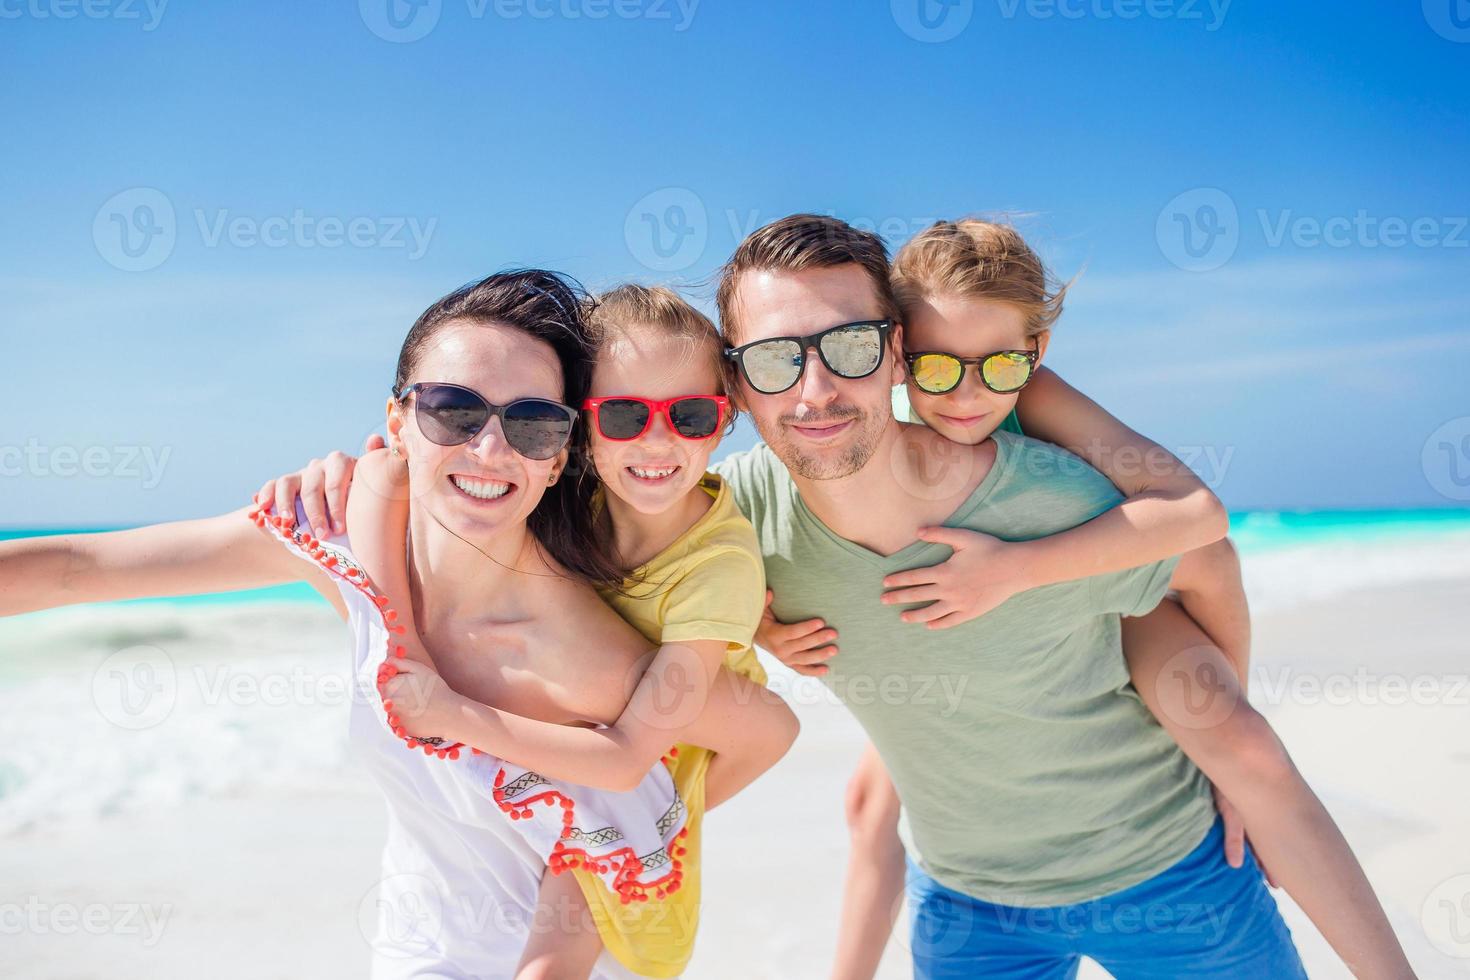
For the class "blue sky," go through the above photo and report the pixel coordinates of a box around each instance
[4,1,1468,526]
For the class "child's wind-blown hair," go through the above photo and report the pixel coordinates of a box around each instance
[892,218,1069,339]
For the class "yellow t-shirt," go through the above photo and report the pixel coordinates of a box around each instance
[599,472,768,685]
[573,473,768,977]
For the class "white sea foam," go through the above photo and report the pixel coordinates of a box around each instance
[0,603,362,835]
[1238,529,1470,614]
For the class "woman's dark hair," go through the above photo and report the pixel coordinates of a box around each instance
[393,269,626,589]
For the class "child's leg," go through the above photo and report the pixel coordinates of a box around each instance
[830,742,907,980]
[1160,537,1255,865]
[1169,536,1252,676]
[514,865,603,980]
[1124,593,1413,979]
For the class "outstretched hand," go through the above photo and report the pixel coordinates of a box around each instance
[880,526,1032,629]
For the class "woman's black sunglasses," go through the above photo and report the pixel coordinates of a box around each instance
[722,319,893,395]
[394,383,577,460]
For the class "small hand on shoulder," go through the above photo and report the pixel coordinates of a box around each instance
[880,527,1035,629]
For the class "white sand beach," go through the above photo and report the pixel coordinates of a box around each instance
[2,567,1467,978]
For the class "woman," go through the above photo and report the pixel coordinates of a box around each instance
[0,269,791,979]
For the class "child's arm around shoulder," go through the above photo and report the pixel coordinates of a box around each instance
[343,448,414,618]
[879,368,1229,629]
[345,449,470,746]
[378,516,797,794]
[1014,366,1230,562]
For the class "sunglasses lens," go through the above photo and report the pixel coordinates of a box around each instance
[597,399,652,441]
[502,399,574,460]
[668,397,722,439]
[910,353,963,393]
[982,353,1034,392]
[740,339,804,394]
[414,384,491,446]
[820,323,885,379]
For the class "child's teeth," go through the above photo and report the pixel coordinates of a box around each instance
[630,466,677,479]
[452,475,511,499]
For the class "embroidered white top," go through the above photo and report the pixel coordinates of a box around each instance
[259,498,691,979]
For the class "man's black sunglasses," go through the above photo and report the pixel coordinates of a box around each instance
[722,320,893,395]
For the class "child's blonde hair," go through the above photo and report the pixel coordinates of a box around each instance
[584,284,738,434]
[892,218,1068,339]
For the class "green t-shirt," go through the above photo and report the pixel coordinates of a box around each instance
[892,382,1024,435]
[711,428,1213,907]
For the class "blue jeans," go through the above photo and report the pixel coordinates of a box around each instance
[904,818,1307,979]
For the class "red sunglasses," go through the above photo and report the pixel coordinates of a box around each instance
[581,395,729,441]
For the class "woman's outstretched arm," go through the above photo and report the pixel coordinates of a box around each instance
[0,505,343,619]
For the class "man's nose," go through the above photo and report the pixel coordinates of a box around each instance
[796,346,840,409]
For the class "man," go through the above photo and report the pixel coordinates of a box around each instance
[703,214,1305,978]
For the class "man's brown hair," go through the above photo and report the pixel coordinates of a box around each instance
[715,214,903,345]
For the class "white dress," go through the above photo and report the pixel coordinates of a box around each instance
[255,501,690,979]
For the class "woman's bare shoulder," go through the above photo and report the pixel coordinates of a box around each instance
[527,577,655,725]
[543,577,649,657]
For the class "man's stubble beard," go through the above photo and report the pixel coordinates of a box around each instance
[767,406,889,482]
